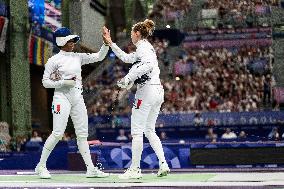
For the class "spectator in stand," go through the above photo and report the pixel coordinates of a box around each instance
[116,129,128,142]
[127,133,132,141]
[0,121,11,152]
[62,132,71,141]
[174,56,189,76]
[263,76,272,105]
[281,132,284,140]
[221,128,237,139]
[268,127,280,141]
[207,119,216,127]
[194,113,204,126]
[160,132,168,141]
[30,130,43,142]
[205,128,218,141]
[16,136,27,152]
[238,131,247,139]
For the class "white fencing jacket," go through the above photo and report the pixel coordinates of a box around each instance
[110,39,161,89]
[42,45,109,90]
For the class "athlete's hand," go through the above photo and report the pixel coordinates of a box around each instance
[125,81,134,90]
[102,26,112,45]
[117,76,133,90]
[50,70,62,81]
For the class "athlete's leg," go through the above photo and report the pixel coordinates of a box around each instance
[144,102,166,164]
[36,94,71,178]
[129,99,152,169]
[70,96,108,177]
[144,90,169,177]
[70,97,93,168]
[118,98,151,179]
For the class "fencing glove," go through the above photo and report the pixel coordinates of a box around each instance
[117,76,133,90]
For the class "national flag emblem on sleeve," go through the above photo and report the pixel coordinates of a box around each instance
[52,104,61,114]
[134,99,142,109]
[57,104,60,112]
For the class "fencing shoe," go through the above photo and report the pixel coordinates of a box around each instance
[157,162,170,177]
[118,167,142,179]
[86,167,109,178]
[35,164,51,179]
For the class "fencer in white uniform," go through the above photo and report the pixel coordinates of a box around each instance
[35,27,109,179]
[103,20,170,179]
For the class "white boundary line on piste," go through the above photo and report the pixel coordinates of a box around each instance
[0,172,284,187]
[0,181,284,187]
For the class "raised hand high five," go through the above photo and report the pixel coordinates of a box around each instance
[102,26,113,45]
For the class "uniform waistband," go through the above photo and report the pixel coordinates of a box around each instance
[55,86,82,93]
[138,82,161,86]
[137,83,163,90]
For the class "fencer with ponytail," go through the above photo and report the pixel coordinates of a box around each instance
[102,18,170,179]
[143,19,155,36]
[132,19,155,38]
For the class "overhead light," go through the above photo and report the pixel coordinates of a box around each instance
[166,25,171,29]
[175,76,180,81]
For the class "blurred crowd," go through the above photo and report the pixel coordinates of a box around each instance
[163,46,274,113]
[149,0,191,21]
[203,0,278,11]
[0,120,74,152]
[204,126,284,143]
[200,0,279,28]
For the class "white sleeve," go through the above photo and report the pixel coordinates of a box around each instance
[42,60,64,89]
[126,48,153,81]
[110,43,137,64]
[80,44,109,65]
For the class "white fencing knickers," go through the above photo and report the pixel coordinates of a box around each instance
[38,87,94,169]
[130,84,166,168]
[51,87,88,138]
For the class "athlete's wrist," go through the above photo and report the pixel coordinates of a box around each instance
[103,42,109,46]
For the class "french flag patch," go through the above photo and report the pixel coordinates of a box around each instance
[135,99,142,109]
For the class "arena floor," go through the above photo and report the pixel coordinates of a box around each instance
[1,171,284,188]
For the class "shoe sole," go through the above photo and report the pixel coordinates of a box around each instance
[118,175,142,180]
[157,170,170,177]
[119,177,142,180]
[35,169,51,179]
[86,174,110,178]
[39,176,51,179]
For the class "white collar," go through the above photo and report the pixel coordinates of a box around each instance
[59,50,74,55]
[135,39,147,47]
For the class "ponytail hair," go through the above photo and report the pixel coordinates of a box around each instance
[132,19,155,38]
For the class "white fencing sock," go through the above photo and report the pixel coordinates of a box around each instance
[146,132,166,164]
[130,134,143,169]
[38,133,60,167]
[77,137,95,169]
